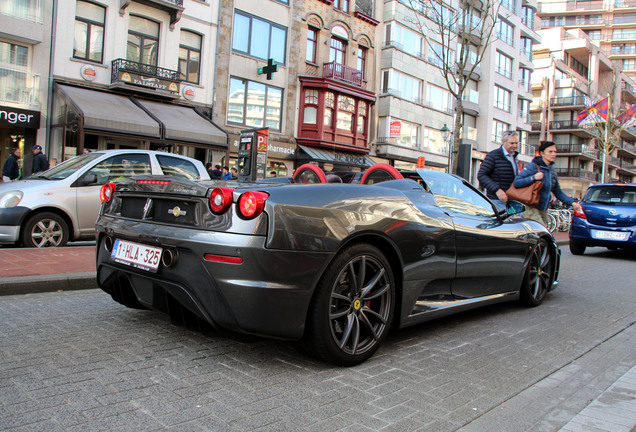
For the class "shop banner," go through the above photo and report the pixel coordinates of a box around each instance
[0,106,40,128]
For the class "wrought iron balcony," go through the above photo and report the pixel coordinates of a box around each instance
[555,168,601,182]
[531,122,542,131]
[111,58,180,82]
[0,66,40,106]
[322,61,363,86]
[555,144,599,159]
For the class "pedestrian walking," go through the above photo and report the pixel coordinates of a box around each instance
[513,141,580,225]
[2,147,21,182]
[31,145,49,174]
[477,130,520,209]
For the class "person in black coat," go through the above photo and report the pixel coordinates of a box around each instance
[477,130,520,209]
[2,148,21,182]
[31,145,49,174]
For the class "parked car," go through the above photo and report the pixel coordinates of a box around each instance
[95,164,561,366]
[0,150,209,248]
[569,183,636,255]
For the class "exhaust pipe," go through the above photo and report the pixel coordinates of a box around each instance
[162,248,177,268]
[104,236,113,252]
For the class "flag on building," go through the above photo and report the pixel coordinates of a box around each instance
[617,104,636,124]
[576,97,609,125]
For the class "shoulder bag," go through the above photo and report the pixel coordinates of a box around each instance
[506,181,543,206]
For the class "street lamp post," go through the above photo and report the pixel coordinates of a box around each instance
[441,123,452,173]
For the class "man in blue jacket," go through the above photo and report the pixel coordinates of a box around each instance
[31,145,49,174]
[477,130,520,209]
[2,148,21,182]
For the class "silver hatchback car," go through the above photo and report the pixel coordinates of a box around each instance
[0,150,210,248]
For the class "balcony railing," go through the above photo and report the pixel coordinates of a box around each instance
[520,143,536,156]
[550,120,589,130]
[621,160,636,172]
[555,144,600,159]
[323,61,363,86]
[555,168,601,182]
[111,58,180,81]
[518,111,531,123]
[539,1,604,13]
[0,66,40,106]
[550,96,587,107]
[619,140,636,154]
[609,155,622,167]
[531,122,542,131]
[0,0,43,23]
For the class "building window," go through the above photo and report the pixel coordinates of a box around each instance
[382,69,422,103]
[0,41,28,67]
[386,23,423,58]
[334,0,349,13]
[306,28,317,63]
[232,11,287,65]
[494,85,511,112]
[303,89,319,124]
[73,1,105,63]
[127,15,159,66]
[495,51,513,79]
[357,46,367,79]
[357,101,367,133]
[423,128,447,154]
[178,30,201,84]
[426,84,451,112]
[228,77,283,131]
[395,119,419,148]
[497,19,514,46]
[519,68,531,92]
[330,37,346,64]
[324,92,334,127]
[337,95,355,131]
[492,120,510,143]
[624,59,636,70]
[432,1,454,24]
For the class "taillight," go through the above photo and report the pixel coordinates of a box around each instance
[100,183,116,203]
[136,179,171,185]
[573,205,586,219]
[209,187,234,214]
[237,191,268,219]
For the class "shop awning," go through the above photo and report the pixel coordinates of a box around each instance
[298,145,375,168]
[135,99,227,145]
[57,84,160,138]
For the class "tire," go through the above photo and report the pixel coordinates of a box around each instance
[302,244,395,366]
[520,238,553,307]
[22,212,69,248]
[569,241,586,256]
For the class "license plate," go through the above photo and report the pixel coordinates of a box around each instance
[111,239,162,272]
[591,230,629,241]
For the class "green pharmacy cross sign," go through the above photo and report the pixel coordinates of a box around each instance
[257,59,278,80]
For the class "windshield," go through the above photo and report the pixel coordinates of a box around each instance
[33,153,104,180]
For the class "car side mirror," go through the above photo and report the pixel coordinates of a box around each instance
[79,173,98,186]
[506,200,525,216]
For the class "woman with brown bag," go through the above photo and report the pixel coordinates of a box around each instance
[513,141,580,225]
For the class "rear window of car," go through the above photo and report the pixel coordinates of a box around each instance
[584,186,636,205]
[156,155,200,180]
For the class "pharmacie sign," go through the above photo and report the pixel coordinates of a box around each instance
[0,106,41,128]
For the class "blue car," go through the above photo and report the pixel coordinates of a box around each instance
[569,183,636,255]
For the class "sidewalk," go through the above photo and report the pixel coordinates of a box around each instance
[0,245,96,295]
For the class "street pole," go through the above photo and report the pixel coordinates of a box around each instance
[601,122,608,183]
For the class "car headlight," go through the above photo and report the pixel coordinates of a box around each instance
[0,191,23,208]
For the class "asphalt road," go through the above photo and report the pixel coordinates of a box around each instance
[1,248,634,431]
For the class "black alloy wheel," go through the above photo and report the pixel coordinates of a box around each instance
[521,238,553,307]
[303,244,395,366]
[22,212,69,248]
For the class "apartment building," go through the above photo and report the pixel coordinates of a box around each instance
[377,0,539,182]
[537,0,636,82]
[0,0,52,175]
[529,27,636,198]
[47,0,226,167]
[295,0,381,173]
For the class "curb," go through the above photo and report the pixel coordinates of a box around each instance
[0,272,96,296]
